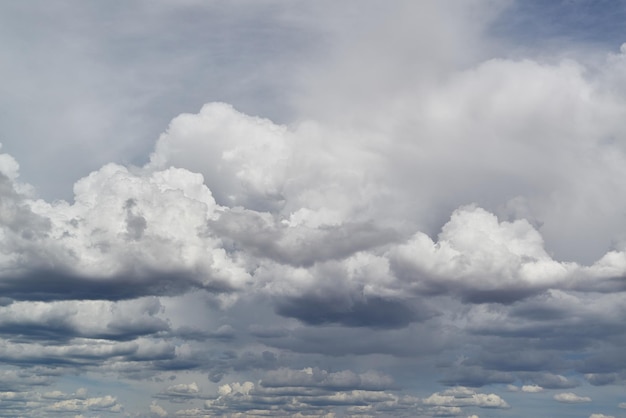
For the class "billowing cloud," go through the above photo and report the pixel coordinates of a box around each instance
[0,161,251,302]
[389,206,575,303]
[148,102,292,211]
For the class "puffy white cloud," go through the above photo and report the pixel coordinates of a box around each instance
[589,415,615,418]
[148,102,292,211]
[0,145,20,181]
[150,401,168,417]
[521,384,543,393]
[553,392,592,403]
[148,101,392,233]
[35,164,227,278]
[0,159,252,301]
[390,205,576,302]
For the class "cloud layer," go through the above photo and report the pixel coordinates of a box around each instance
[2,1,626,417]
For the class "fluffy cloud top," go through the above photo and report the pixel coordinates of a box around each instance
[521,385,543,393]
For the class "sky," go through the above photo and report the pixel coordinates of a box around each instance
[1,1,626,417]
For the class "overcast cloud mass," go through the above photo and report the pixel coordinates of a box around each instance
[2,1,626,417]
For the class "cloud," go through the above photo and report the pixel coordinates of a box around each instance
[0,298,168,342]
[155,382,201,403]
[0,0,311,201]
[260,368,394,392]
[585,373,619,386]
[422,387,510,409]
[439,365,516,388]
[275,293,425,329]
[0,368,54,392]
[390,205,575,303]
[553,392,592,403]
[3,110,626,413]
[3,65,626,314]
[164,366,414,417]
[150,401,168,417]
[45,395,122,413]
[148,102,292,211]
[0,160,251,302]
[211,208,400,267]
[2,2,626,417]
[203,375,408,417]
[430,405,463,416]
[0,388,122,417]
